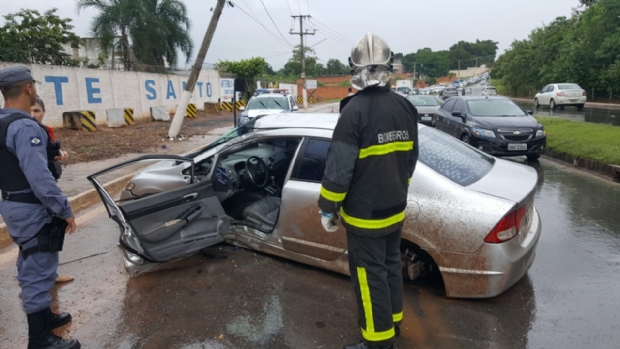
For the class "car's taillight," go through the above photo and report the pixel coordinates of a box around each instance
[583,91,587,96]
[557,92,564,96]
[484,206,528,243]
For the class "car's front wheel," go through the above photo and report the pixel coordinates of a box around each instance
[550,99,557,110]
[461,133,471,144]
[534,98,540,108]
[527,154,541,161]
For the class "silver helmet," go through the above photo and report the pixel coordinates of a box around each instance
[349,33,394,90]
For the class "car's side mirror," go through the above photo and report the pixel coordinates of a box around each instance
[239,106,245,111]
[526,110,533,115]
[292,106,299,111]
[451,111,463,117]
[540,90,544,94]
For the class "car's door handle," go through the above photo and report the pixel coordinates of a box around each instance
[183,193,198,202]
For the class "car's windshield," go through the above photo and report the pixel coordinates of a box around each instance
[408,96,439,106]
[186,118,259,158]
[558,84,582,90]
[418,127,495,186]
[467,99,526,116]
[486,87,496,90]
[446,88,457,92]
[247,96,288,110]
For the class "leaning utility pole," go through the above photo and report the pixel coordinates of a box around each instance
[290,15,315,109]
[168,0,227,139]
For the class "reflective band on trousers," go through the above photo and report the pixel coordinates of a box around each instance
[358,267,396,342]
[320,186,346,202]
[340,208,405,230]
[393,311,403,323]
[358,141,414,159]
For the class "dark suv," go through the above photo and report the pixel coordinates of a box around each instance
[434,96,546,160]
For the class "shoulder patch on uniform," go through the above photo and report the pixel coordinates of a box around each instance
[30,137,42,146]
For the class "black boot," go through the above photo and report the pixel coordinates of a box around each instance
[343,342,394,349]
[27,308,81,349]
[50,311,72,329]
[395,325,400,337]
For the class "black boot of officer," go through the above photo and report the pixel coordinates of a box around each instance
[27,308,80,349]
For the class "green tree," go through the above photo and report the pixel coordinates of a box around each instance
[0,9,80,65]
[326,58,348,75]
[280,45,319,77]
[130,0,193,68]
[416,48,450,77]
[77,0,193,70]
[402,53,416,73]
[219,57,268,97]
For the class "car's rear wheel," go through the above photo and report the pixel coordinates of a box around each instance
[577,104,585,111]
[461,133,471,144]
[534,98,540,108]
[550,99,557,110]
[527,154,541,161]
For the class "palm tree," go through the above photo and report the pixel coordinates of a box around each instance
[77,0,193,71]
[130,0,193,68]
[77,0,140,70]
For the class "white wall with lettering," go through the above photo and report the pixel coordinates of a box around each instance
[0,62,221,127]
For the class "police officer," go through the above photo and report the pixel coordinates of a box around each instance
[0,66,80,349]
[318,33,419,349]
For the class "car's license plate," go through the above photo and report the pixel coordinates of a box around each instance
[508,143,527,151]
[570,99,578,102]
[421,116,432,121]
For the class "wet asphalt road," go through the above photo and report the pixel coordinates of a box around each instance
[1,158,620,349]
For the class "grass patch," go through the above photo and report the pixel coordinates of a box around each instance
[324,98,342,103]
[535,116,620,165]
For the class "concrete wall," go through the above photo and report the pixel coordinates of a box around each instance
[298,86,356,100]
[0,62,221,127]
[449,64,489,78]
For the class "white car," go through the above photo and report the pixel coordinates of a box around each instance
[237,93,298,126]
[534,83,587,110]
[482,86,497,96]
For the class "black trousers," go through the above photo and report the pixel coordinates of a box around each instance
[347,229,403,347]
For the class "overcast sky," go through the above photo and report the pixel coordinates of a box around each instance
[1,0,579,69]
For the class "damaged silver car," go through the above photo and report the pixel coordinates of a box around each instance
[88,113,541,298]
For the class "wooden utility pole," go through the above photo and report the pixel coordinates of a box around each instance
[290,15,315,109]
[169,0,227,139]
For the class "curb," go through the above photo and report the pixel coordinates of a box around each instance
[0,138,227,243]
[510,97,620,110]
[543,148,620,181]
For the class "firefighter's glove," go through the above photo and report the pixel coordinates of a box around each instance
[319,211,339,233]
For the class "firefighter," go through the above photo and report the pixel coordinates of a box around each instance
[318,33,419,349]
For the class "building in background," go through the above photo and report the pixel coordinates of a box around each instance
[61,37,123,69]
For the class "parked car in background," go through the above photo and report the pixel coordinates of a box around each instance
[408,95,442,126]
[88,113,541,298]
[237,93,298,126]
[442,87,459,100]
[534,83,587,111]
[482,86,497,96]
[396,86,411,97]
[434,96,546,161]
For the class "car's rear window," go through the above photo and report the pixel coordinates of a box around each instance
[466,99,526,116]
[487,87,496,90]
[446,88,457,92]
[418,127,495,186]
[408,96,439,106]
[558,84,582,90]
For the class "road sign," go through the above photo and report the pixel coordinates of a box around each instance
[306,80,317,89]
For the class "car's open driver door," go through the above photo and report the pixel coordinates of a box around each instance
[87,155,230,277]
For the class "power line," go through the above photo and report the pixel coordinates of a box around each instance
[260,0,293,47]
[284,0,293,16]
[310,18,354,45]
[232,2,293,48]
[240,0,260,23]
[306,0,310,14]
[297,0,302,14]
[264,51,293,59]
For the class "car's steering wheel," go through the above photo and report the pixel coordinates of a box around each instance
[245,156,269,188]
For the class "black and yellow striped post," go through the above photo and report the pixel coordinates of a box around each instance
[123,108,135,126]
[309,97,318,104]
[214,104,221,113]
[297,96,303,104]
[235,100,245,110]
[80,111,97,132]
[221,101,234,112]
[186,103,197,118]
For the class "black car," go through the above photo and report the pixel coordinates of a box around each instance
[407,95,441,126]
[434,96,546,160]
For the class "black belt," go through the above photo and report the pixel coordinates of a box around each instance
[1,191,42,204]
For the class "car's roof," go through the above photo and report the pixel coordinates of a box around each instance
[254,113,338,130]
[456,96,508,101]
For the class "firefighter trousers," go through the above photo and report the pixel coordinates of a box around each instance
[347,229,403,347]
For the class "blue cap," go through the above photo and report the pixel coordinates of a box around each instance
[0,66,40,87]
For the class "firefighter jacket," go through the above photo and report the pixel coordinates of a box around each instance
[318,84,419,237]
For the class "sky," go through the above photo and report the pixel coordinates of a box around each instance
[0,0,579,70]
